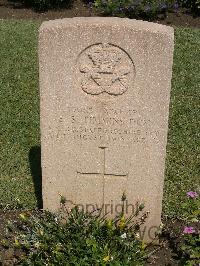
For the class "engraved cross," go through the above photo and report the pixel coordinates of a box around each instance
[77,147,128,205]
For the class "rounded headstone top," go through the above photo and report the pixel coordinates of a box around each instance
[39,17,174,39]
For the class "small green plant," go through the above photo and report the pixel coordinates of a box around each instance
[7,197,150,265]
[180,191,200,265]
[182,191,200,222]
[181,229,200,265]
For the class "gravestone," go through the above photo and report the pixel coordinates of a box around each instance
[39,17,174,241]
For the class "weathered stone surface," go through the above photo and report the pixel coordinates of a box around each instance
[39,17,174,241]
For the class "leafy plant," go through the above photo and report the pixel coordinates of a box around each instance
[93,0,177,19]
[6,198,150,265]
[178,0,200,14]
[181,231,200,265]
[182,191,200,222]
[180,191,200,265]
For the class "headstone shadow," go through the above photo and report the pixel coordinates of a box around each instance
[29,146,43,209]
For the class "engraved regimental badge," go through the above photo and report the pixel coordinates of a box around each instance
[78,43,135,96]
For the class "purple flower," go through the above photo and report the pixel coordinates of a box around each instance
[183,226,196,234]
[160,2,167,9]
[187,191,199,198]
[174,1,179,9]
[118,7,124,12]
[144,5,151,12]
[129,5,135,10]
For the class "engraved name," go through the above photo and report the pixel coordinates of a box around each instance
[54,107,159,144]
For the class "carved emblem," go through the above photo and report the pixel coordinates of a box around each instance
[78,43,135,96]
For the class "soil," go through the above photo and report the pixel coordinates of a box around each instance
[0,0,200,28]
[0,211,24,266]
[1,210,198,265]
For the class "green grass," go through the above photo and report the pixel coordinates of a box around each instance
[163,27,200,218]
[0,21,41,208]
[0,21,199,217]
